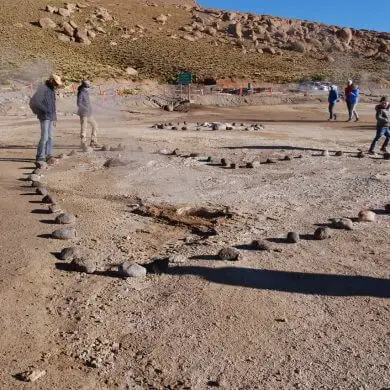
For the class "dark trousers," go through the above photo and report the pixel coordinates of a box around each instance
[328,103,336,119]
[369,127,390,152]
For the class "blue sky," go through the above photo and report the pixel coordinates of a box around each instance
[199,0,389,32]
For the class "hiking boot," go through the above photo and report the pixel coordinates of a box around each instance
[90,140,101,148]
[333,114,337,120]
[46,156,57,165]
[368,150,376,156]
[355,118,360,122]
[380,147,388,153]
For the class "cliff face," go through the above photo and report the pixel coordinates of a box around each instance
[0,0,389,84]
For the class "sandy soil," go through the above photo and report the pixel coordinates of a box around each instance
[0,99,389,390]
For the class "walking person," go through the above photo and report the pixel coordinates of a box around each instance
[77,80,99,148]
[348,83,360,122]
[368,96,390,155]
[328,85,339,120]
[29,74,62,166]
[344,79,353,120]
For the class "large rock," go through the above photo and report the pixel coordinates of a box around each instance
[358,210,376,222]
[125,67,138,76]
[337,27,353,45]
[59,246,81,260]
[155,14,168,25]
[58,34,71,43]
[118,262,147,278]
[58,8,71,17]
[95,7,113,22]
[39,17,57,29]
[217,247,241,261]
[45,5,58,13]
[52,228,76,240]
[233,22,243,38]
[71,257,96,274]
[62,22,74,37]
[75,29,91,44]
[55,212,76,225]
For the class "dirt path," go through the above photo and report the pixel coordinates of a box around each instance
[0,104,389,389]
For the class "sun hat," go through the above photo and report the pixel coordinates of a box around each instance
[50,74,63,86]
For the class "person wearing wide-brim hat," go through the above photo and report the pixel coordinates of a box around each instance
[77,80,99,148]
[29,74,63,166]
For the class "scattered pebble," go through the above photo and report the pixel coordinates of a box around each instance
[266,158,276,164]
[314,227,331,240]
[36,187,48,196]
[49,204,62,214]
[118,262,147,277]
[168,254,187,264]
[31,181,43,188]
[251,239,271,251]
[59,246,80,261]
[217,247,241,261]
[42,194,57,204]
[221,158,228,167]
[230,163,236,169]
[71,257,96,274]
[283,155,292,161]
[246,161,260,168]
[331,218,354,230]
[55,212,76,225]
[28,174,41,182]
[357,151,364,158]
[287,232,300,243]
[52,228,76,240]
[16,369,46,383]
[358,210,376,222]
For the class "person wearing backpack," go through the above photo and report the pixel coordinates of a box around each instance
[30,74,62,165]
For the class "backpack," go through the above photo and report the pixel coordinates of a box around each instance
[29,93,39,115]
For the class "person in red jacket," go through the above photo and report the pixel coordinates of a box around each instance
[344,79,353,120]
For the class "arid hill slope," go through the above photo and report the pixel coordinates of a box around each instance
[0,0,389,84]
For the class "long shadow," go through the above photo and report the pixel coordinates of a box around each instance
[168,266,390,298]
[40,219,57,225]
[222,145,324,152]
[0,158,36,163]
[31,209,49,214]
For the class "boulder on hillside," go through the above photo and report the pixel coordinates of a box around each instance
[95,7,113,22]
[58,8,71,17]
[233,22,243,38]
[62,22,74,37]
[222,11,237,21]
[125,67,138,76]
[155,14,168,25]
[39,17,57,29]
[75,28,91,44]
[336,27,352,45]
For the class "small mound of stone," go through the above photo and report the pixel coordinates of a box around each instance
[55,212,76,225]
[28,174,41,182]
[283,155,292,161]
[335,151,343,157]
[16,369,46,383]
[42,194,57,204]
[221,158,228,167]
[358,210,376,222]
[251,239,271,251]
[266,158,276,164]
[32,181,43,188]
[230,163,236,169]
[168,254,187,264]
[246,160,260,168]
[314,227,331,240]
[287,231,300,243]
[117,262,147,278]
[357,151,364,158]
[49,204,62,214]
[103,158,127,168]
[52,228,76,240]
[36,187,48,196]
[101,145,109,151]
[217,247,241,261]
[171,126,178,130]
[59,246,81,261]
[331,218,354,230]
[71,257,96,274]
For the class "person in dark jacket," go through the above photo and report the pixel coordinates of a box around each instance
[348,83,360,122]
[30,74,62,165]
[77,80,99,148]
[368,96,390,154]
[327,85,339,120]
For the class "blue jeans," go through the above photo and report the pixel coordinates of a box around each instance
[369,127,390,152]
[36,120,54,161]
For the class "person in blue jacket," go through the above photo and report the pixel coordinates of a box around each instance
[29,74,62,165]
[328,85,339,120]
[348,83,360,122]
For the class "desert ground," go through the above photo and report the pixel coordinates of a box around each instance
[0,93,389,389]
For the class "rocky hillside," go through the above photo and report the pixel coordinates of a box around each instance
[0,0,389,85]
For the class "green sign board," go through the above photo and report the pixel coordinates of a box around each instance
[178,72,193,85]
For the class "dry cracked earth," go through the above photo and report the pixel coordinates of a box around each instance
[0,99,389,389]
